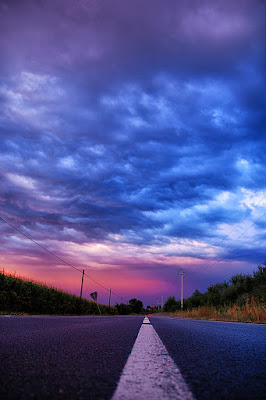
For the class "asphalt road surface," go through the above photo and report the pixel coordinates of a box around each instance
[149,316,266,400]
[0,315,265,400]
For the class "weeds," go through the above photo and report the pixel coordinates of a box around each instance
[161,263,266,323]
[163,298,266,323]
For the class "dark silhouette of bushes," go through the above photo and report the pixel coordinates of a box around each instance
[115,298,144,314]
[0,272,117,315]
[163,262,266,312]
[163,296,181,312]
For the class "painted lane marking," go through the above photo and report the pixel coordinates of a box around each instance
[142,316,150,324]
[111,317,195,400]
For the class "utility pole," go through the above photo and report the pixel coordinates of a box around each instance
[108,288,112,307]
[177,270,184,310]
[181,271,184,310]
[80,269,84,299]
[161,296,164,309]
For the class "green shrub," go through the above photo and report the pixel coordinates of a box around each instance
[163,262,266,312]
[0,272,118,316]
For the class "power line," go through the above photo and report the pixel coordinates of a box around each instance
[0,216,82,273]
[186,215,266,276]
[196,225,266,276]
[185,193,266,275]
[217,225,266,263]
[216,193,266,246]
[110,289,124,300]
[0,215,124,301]
[1,192,265,301]
[185,210,266,276]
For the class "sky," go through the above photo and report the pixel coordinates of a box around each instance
[0,0,265,306]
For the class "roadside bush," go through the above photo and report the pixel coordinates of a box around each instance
[163,296,179,312]
[0,271,118,316]
[163,262,266,317]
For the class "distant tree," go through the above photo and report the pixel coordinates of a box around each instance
[163,263,266,312]
[115,303,132,315]
[163,296,178,312]
[129,298,143,314]
[252,264,266,300]
[206,282,229,306]
[253,264,266,285]
[230,273,247,286]
[185,290,204,309]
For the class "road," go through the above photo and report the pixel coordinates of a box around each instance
[149,316,266,400]
[0,315,143,400]
[0,315,265,400]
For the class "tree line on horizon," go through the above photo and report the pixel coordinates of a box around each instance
[115,298,144,314]
[1,263,265,316]
[163,263,266,312]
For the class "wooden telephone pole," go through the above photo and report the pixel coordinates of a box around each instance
[80,270,84,299]
[177,270,184,310]
[108,288,112,307]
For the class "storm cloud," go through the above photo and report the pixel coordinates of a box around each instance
[0,0,265,304]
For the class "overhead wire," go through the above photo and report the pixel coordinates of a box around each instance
[0,215,124,302]
[216,225,266,264]
[1,192,265,297]
[185,217,266,276]
[184,193,266,276]
[194,224,266,279]
[185,193,266,275]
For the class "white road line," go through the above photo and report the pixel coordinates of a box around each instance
[111,317,195,400]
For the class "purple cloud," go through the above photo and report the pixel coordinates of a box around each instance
[0,0,265,304]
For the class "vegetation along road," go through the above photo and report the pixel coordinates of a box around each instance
[1,315,265,400]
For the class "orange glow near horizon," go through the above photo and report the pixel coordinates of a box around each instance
[0,247,254,307]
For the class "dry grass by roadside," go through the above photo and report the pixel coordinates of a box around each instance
[157,298,266,323]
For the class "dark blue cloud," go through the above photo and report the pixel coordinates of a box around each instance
[0,0,265,302]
